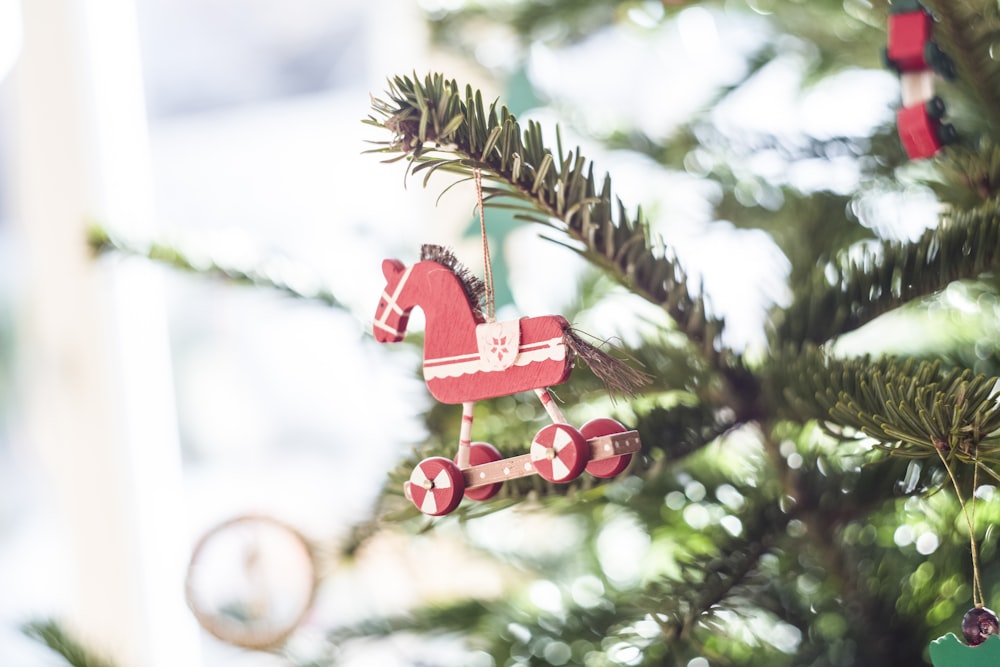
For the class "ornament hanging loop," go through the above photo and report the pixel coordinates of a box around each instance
[474,168,496,323]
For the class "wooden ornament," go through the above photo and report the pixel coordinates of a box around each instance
[374,245,645,516]
[884,2,957,159]
[929,633,1000,667]
[886,6,933,72]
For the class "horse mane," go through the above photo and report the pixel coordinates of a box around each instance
[420,244,486,319]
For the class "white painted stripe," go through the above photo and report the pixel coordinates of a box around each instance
[530,441,546,462]
[423,335,566,367]
[421,492,437,515]
[423,342,567,380]
[423,351,481,366]
[374,265,414,335]
[433,469,453,489]
[373,319,402,336]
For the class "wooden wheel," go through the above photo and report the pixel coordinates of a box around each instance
[582,417,633,478]
[530,423,588,483]
[457,442,503,501]
[405,457,465,516]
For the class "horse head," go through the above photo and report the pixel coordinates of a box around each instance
[373,258,412,343]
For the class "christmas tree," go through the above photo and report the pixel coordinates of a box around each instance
[81,1,1000,666]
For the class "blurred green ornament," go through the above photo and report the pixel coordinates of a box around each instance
[929,632,1000,667]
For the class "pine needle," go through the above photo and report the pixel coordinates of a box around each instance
[22,619,119,667]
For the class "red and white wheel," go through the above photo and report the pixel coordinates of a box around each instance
[582,417,632,479]
[530,423,588,483]
[457,442,503,501]
[404,457,465,516]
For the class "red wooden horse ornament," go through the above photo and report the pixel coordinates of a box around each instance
[374,245,647,516]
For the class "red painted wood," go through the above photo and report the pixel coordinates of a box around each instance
[457,442,503,501]
[530,423,588,483]
[404,457,465,516]
[581,418,633,478]
[897,104,942,160]
[374,257,573,404]
[887,11,932,72]
[459,431,640,490]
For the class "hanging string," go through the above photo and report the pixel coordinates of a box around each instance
[972,457,984,607]
[474,168,496,322]
[936,445,985,608]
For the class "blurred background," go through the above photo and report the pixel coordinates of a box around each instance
[0,1,475,664]
[0,0,953,665]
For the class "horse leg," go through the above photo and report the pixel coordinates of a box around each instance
[534,387,568,425]
[455,402,504,501]
[456,401,475,469]
[530,387,588,483]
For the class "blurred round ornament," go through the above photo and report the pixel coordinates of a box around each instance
[185,514,318,649]
[962,606,1000,647]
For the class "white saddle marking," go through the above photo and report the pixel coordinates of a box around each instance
[475,320,521,371]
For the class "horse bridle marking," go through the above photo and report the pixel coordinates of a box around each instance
[373,265,413,338]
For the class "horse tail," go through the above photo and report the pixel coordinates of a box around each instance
[562,327,652,398]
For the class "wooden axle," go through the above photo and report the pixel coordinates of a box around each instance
[459,430,640,489]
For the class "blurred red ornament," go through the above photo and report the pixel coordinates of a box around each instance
[884,1,957,159]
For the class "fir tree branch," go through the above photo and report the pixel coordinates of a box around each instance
[822,360,1000,462]
[769,346,1000,466]
[324,599,494,644]
[654,537,774,641]
[88,224,348,310]
[23,619,119,667]
[427,0,634,54]
[772,198,1000,347]
[922,0,1000,131]
[365,73,727,368]
[632,479,795,647]
[319,595,630,666]
[931,138,1000,206]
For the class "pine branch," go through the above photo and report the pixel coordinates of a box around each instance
[649,536,774,641]
[324,599,494,645]
[823,360,1000,462]
[930,138,1000,206]
[769,346,1000,466]
[923,0,1000,131]
[316,595,631,666]
[365,73,727,368]
[772,198,1000,347]
[88,224,348,310]
[23,619,119,667]
[427,0,634,54]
